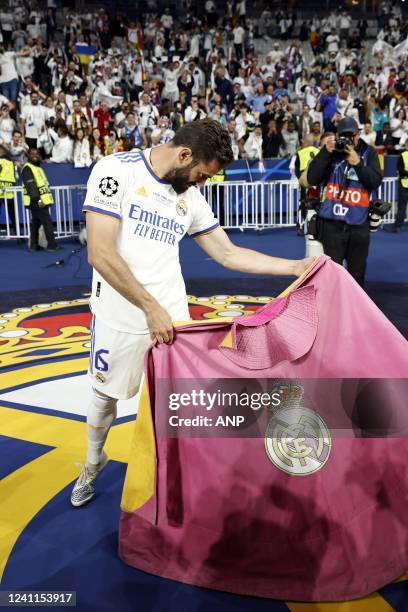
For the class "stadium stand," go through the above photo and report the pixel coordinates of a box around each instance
[0,0,407,168]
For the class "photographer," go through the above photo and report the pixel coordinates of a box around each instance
[307,116,382,286]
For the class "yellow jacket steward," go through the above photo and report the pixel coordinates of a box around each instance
[206,169,225,183]
[399,150,408,189]
[22,163,54,207]
[297,146,320,172]
[0,159,17,200]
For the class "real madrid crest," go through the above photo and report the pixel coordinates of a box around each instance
[265,382,331,476]
[176,199,187,216]
[95,371,106,384]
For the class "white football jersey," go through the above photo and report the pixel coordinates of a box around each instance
[83,149,219,334]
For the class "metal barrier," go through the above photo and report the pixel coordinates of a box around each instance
[0,185,85,240]
[201,180,300,230]
[202,178,401,230]
[0,178,401,239]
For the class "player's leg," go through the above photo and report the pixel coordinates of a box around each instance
[71,388,117,507]
[86,388,117,467]
[71,317,151,507]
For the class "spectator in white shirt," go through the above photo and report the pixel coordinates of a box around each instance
[184,98,207,123]
[26,17,41,41]
[244,124,263,160]
[43,95,56,122]
[73,128,92,167]
[20,91,48,148]
[151,116,175,146]
[339,11,352,40]
[360,121,377,146]
[336,88,353,117]
[326,29,340,53]
[11,24,27,52]
[162,60,183,104]
[0,43,30,102]
[16,50,35,80]
[0,104,16,145]
[233,25,245,60]
[0,9,14,47]
[390,109,408,149]
[280,120,300,157]
[137,92,159,131]
[261,56,275,79]
[235,103,255,140]
[373,66,388,97]
[49,125,73,162]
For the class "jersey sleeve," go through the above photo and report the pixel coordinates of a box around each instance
[82,156,126,220]
[187,188,220,238]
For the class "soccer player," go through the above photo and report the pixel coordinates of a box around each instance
[71,119,314,506]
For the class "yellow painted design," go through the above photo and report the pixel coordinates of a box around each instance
[0,358,88,392]
[0,404,134,582]
[0,299,91,371]
[395,570,408,583]
[121,379,155,513]
[287,593,394,612]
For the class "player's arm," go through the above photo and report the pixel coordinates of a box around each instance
[194,227,314,276]
[86,212,174,343]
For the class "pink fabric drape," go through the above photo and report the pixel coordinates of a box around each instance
[119,256,408,601]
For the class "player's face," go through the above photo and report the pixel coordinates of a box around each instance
[165,158,221,194]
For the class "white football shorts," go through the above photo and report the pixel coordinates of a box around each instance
[88,316,151,400]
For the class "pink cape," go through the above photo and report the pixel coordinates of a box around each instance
[119,256,408,601]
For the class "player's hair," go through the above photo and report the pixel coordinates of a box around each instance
[171,118,234,168]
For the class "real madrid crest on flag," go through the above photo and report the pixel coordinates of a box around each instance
[176,199,187,216]
[264,381,331,476]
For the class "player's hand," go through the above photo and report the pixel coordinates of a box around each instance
[345,144,360,166]
[293,256,317,277]
[146,304,174,344]
[324,134,336,153]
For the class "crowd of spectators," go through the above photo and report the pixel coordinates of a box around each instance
[0,0,407,169]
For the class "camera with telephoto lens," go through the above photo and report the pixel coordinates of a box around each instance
[335,135,352,152]
[368,199,392,233]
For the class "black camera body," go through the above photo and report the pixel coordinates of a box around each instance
[369,199,392,217]
[335,136,352,152]
[368,199,392,233]
[304,197,321,211]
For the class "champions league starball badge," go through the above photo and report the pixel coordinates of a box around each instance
[99,177,119,197]
[265,383,331,476]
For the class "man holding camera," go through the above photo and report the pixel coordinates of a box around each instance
[307,117,382,286]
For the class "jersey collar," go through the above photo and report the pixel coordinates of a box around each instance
[142,149,171,185]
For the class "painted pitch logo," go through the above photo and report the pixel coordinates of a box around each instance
[0,294,275,387]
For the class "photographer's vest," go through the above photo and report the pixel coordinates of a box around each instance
[22,163,53,207]
[0,159,16,200]
[319,147,370,225]
[399,151,408,188]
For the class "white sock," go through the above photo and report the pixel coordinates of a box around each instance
[86,389,117,468]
